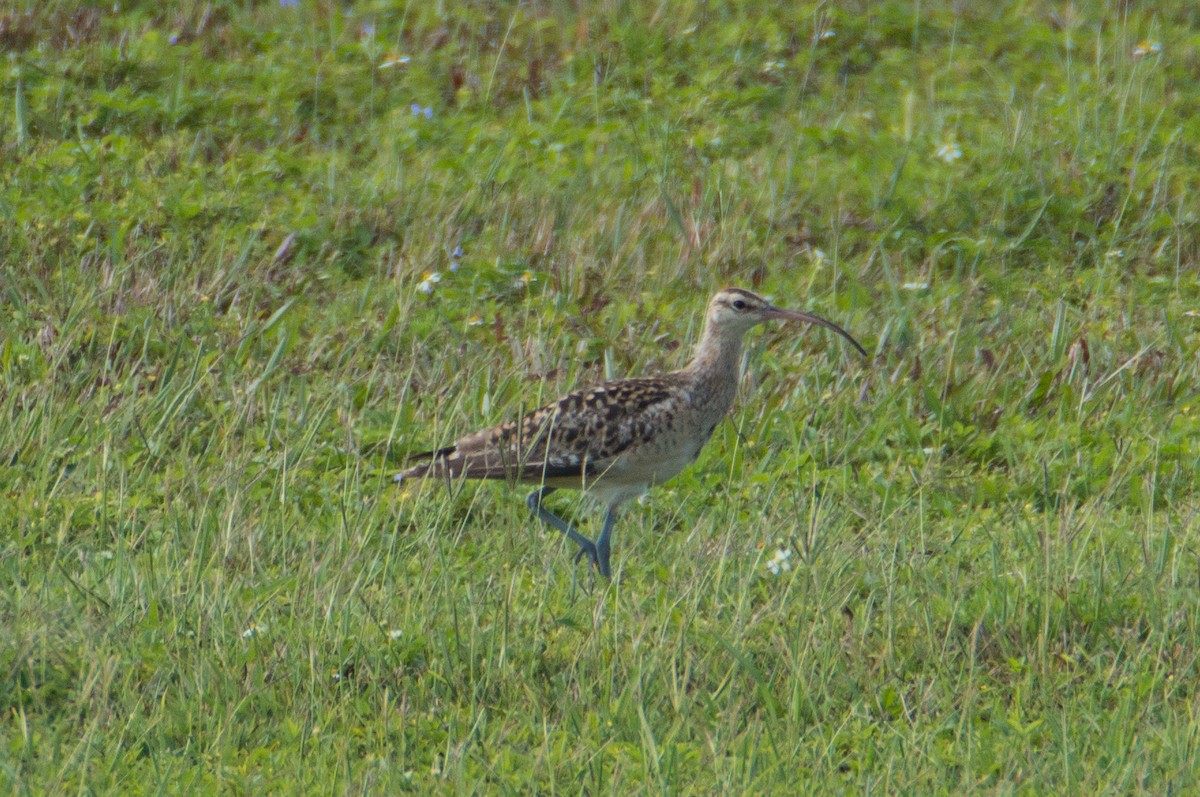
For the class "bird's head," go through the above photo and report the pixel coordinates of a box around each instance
[705,288,867,356]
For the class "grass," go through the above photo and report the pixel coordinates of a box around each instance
[3,0,1199,792]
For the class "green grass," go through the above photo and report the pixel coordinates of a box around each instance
[3,0,1200,792]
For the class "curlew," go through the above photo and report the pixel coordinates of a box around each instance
[396,288,866,578]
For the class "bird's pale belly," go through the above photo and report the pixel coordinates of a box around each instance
[601,433,709,489]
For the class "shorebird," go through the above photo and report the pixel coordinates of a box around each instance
[396,288,866,578]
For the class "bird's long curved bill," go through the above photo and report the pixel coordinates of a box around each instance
[765,307,868,357]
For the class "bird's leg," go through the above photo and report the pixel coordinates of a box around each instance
[526,488,599,568]
[592,507,617,579]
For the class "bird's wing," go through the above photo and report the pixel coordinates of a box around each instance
[399,376,684,483]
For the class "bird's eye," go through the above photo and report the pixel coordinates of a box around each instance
[732,299,747,310]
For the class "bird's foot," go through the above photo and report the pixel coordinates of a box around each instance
[572,539,611,579]
[573,540,599,569]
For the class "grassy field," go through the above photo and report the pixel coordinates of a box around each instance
[3,0,1200,792]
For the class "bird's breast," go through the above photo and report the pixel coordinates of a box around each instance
[575,379,734,492]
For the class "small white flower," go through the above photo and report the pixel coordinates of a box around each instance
[388,628,403,640]
[819,29,836,40]
[809,248,828,266]
[1105,248,1124,261]
[935,142,962,163]
[466,315,483,327]
[762,59,786,73]
[902,281,930,291]
[416,271,442,294]
[1132,40,1162,58]
[242,623,266,639]
[766,548,793,575]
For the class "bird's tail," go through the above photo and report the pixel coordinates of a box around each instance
[393,445,456,485]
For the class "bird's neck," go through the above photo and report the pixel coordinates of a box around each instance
[682,321,745,410]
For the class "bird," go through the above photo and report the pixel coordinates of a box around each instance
[395,287,866,578]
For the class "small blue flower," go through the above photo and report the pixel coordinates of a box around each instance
[279,0,299,8]
[410,103,433,119]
